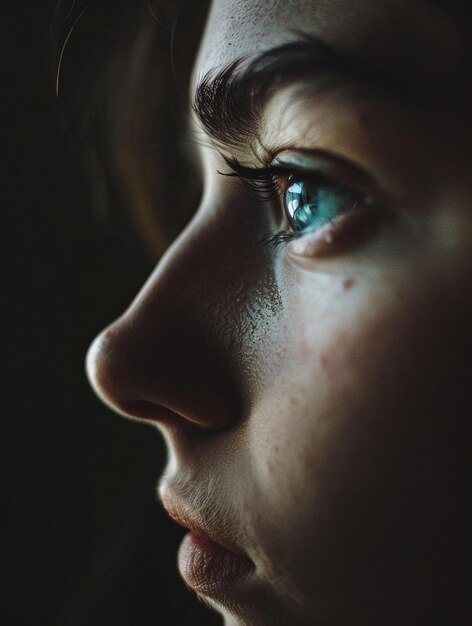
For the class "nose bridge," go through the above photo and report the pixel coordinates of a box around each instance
[87,208,249,429]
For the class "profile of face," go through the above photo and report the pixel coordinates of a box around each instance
[86,1,471,624]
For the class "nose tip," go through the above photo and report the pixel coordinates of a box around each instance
[86,330,127,418]
[86,314,241,431]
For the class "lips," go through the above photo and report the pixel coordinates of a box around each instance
[160,485,255,597]
[177,530,254,593]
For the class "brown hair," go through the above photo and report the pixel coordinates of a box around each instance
[52,0,211,257]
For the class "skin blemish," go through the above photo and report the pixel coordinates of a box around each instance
[320,353,330,370]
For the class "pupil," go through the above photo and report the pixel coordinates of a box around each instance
[285,178,357,233]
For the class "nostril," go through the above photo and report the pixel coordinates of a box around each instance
[125,401,180,422]
[123,401,208,432]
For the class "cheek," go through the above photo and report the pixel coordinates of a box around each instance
[244,264,464,604]
[245,273,380,574]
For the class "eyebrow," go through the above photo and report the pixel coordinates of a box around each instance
[192,35,393,153]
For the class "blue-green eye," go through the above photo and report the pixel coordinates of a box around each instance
[284,177,361,235]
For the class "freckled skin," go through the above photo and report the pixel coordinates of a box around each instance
[87,1,471,625]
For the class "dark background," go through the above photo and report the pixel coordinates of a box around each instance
[4,1,218,624]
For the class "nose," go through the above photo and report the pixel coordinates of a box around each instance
[86,210,246,431]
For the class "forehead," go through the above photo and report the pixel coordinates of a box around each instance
[194,0,463,87]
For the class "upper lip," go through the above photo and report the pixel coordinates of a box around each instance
[159,484,248,559]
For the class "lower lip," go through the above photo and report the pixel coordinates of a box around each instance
[177,531,255,597]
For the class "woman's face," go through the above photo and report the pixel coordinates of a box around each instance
[87,1,471,624]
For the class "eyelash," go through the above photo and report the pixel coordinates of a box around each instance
[220,157,301,247]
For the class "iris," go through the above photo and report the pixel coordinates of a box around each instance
[284,178,360,234]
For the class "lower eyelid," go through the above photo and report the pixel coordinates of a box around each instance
[286,203,380,258]
[288,221,340,257]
